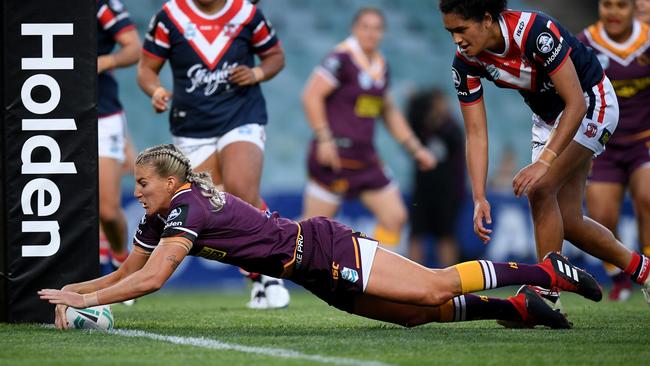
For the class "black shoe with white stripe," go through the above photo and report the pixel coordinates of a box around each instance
[541,252,602,302]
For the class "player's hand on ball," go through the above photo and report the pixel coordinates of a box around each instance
[38,289,85,309]
[55,304,69,330]
[512,161,549,197]
[152,86,171,113]
[473,198,492,244]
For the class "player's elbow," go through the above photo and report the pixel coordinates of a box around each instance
[138,273,167,293]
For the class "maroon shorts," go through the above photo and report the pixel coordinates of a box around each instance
[307,142,392,199]
[290,217,367,313]
[589,137,650,184]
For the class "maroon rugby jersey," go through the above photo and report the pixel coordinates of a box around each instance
[315,37,389,161]
[579,20,650,145]
[133,183,300,277]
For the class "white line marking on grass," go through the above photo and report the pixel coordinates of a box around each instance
[111,329,394,366]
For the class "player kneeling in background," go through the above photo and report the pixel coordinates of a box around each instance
[40,145,603,330]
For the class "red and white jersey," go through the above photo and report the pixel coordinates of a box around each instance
[143,0,279,138]
[452,10,603,123]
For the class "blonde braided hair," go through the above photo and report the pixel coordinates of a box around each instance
[135,144,225,211]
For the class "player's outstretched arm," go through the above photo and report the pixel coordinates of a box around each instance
[39,238,190,329]
[460,98,492,243]
[61,246,151,295]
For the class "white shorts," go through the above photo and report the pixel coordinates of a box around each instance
[98,112,127,162]
[531,76,619,162]
[358,237,378,292]
[173,123,266,168]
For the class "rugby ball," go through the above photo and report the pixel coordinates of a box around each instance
[66,305,114,330]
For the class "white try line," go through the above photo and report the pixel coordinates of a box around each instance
[110,329,394,366]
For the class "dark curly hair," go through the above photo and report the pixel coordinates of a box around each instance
[439,0,507,22]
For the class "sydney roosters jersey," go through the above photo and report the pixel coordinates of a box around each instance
[132,184,301,278]
[452,11,603,122]
[143,0,279,138]
[579,20,650,144]
[97,0,135,117]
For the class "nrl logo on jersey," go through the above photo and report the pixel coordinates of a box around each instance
[186,62,238,96]
[167,207,182,221]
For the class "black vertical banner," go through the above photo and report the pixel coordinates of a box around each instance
[2,1,98,323]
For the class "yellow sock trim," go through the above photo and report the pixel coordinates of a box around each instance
[374,226,400,247]
[438,299,455,322]
[454,261,485,293]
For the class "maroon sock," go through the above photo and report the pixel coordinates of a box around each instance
[445,294,523,322]
[477,260,552,289]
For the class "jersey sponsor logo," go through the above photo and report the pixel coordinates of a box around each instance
[295,234,304,269]
[332,261,340,280]
[196,246,227,261]
[165,204,189,229]
[354,95,383,118]
[452,67,461,88]
[340,266,359,283]
[186,62,238,95]
[516,20,525,37]
[584,122,598,138]
[536,32,555,54]
[543,43,563,67]
[599,128,612,146]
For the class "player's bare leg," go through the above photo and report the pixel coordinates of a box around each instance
[99,156,128,266]
[220,141,263,208]
[302,186,341,219]
[630,166,650,257]
[586,180,631,301]
[360,186,407,249]
[194,150,222,186]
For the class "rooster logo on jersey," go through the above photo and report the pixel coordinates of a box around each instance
[536,32,555,54]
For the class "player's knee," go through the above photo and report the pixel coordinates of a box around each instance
[527,181,557,204]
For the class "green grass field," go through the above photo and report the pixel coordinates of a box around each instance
[1,288,649,366]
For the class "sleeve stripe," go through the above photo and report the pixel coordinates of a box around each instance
[314,67,340,87]
[142,48,167,61]
[134,236,156,249]
[460,96,484,106]
[253,28,275,48]
[155,39,170,49]
[253,20,266,34]
[170,226,198,237]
